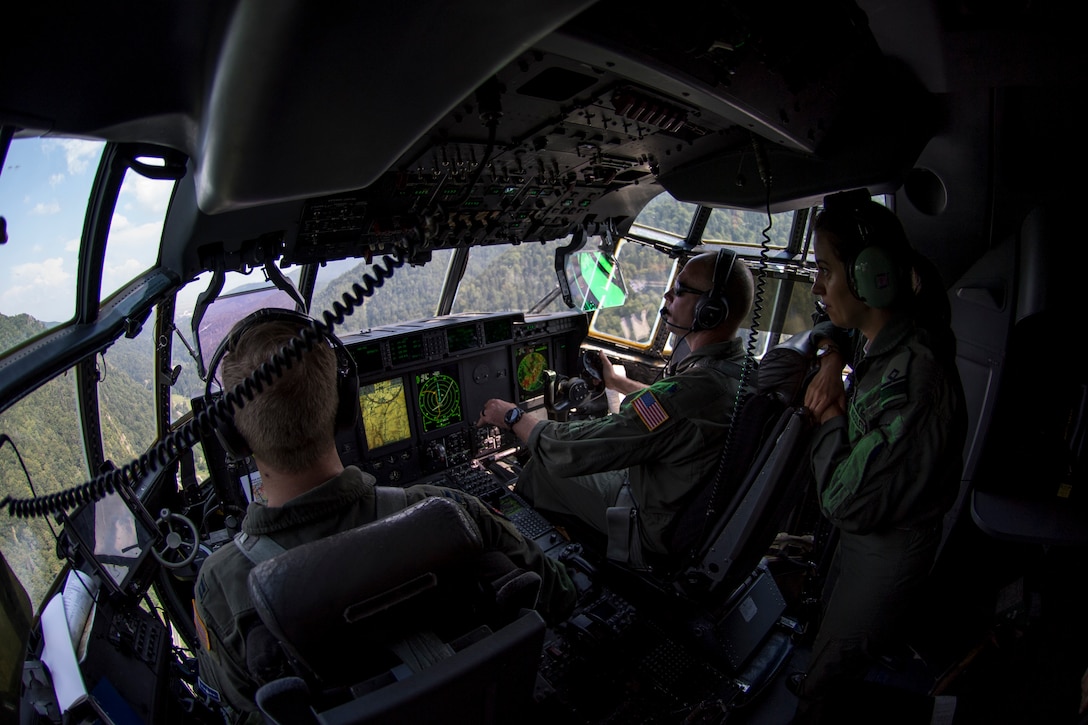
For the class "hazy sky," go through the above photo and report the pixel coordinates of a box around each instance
[0,137,172,323]
[0,137,361,331]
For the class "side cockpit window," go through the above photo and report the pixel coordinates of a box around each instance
[0,137,104,354]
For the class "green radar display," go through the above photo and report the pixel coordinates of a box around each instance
[416,366,463,432]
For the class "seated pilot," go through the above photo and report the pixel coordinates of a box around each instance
[477,250,755,563]
[192,310,577,719]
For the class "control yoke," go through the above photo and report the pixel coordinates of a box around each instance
[543,370,591,422]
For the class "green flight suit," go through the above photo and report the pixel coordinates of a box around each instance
[193,466,577,718]
[515,337,747,556]
[797,315,967,715]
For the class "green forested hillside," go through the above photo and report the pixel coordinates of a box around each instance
[635,193,696,235]
[310,243,568,328]
[633,193,792,248]
[1,313,159,607]
[0,371,85,608]
[312,256,450,330]
[593,241,674,342]
[451,244,568,314]
[704,207,793,247]
[0,312,48,352]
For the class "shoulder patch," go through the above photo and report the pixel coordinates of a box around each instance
[651,381,680,395]
[197,677,221,703]
[632,389,670,431]
[193,599,210,652]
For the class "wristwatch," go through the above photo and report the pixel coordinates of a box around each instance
[816,343,838,359]
[503,406,524,429]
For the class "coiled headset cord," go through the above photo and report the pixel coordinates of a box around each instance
[691,156,773,548]
[1,250,406,519]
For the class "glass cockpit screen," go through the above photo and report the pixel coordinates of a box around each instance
[359,377,413,451]
[514,342,550,401]
[415,365,463,433]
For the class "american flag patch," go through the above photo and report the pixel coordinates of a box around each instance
[632,390,669,430]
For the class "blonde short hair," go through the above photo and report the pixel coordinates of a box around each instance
[221,319,340,471]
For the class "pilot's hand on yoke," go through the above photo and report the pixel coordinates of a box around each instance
[596,351,644,396]
[597,351,623,389]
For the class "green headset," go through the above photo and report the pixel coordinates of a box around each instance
[825,190,907,309]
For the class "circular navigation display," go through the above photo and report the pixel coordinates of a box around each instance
[417,372,462,432]
[517,352,547,394]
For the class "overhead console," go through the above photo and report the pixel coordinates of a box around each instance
[339,310,589,487]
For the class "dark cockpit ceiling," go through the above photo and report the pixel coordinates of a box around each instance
[2,0,1051,280]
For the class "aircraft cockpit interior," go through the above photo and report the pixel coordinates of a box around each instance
[2,1,1087,723]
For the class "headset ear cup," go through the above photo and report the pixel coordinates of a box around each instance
[693,298,727,331]
[335,357,360,431]
[690,248,735,331]
[215,417,251,460]
[853,245,900,308]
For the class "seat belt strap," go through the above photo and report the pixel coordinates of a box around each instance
[233,487,409,565]
[375,486,409,518]
[234,531,286,566]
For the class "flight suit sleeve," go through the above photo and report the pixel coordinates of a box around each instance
[406,485,578,625]
[811,348,960,534]
[525,377,709,479]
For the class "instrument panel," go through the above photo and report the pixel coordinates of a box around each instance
[338,309,589,487]
[195,309,589,512]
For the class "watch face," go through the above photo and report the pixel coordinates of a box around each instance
[504,407,522,426]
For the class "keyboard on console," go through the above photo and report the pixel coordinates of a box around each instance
[443,461,508,501]
[443,461,561,548]
[498,491,555,540]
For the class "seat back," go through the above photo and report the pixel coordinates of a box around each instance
[603,334,817,680]
[664,391,787,557]
[628,331,815,611]
[682,403,814,600]
[247,496,539,696]
[665,332,815,572]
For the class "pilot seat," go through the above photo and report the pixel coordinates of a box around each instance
[245,495,547,725]
[540,332,824,708]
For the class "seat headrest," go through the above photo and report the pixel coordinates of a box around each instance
[756,329,814,404]
[247,496,486,686]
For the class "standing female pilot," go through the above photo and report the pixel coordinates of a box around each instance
[792,189,967,722]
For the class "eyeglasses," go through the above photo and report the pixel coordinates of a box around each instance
[671,282,709,297]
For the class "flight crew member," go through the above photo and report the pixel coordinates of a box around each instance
[791,190,967,722]
[478,249,755,562]
[193,311,577,720]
